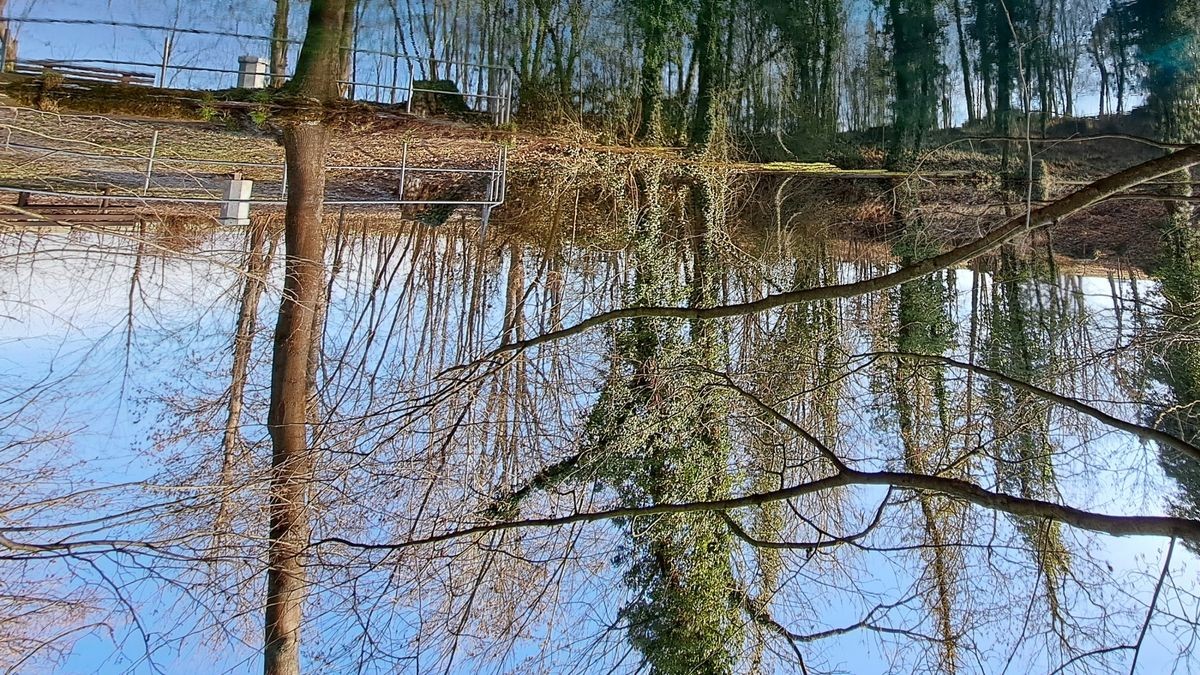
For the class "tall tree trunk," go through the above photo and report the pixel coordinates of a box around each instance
[271,0,290,87]
[1147,0,1200,306]
[1116,50,1127,114]
[888,0,940,168]
[689,0,724,150]
[1089,39,1108,116]
[638,28,666,141]
[264,3,353,674]
[818,0,838,133]
[264,123,330,675]
[951,0,976,123]
[1098,64,1109,116]
[288,0,355,102]
[1115,28,1129,115]
[996,23,1014,173]
[338,0,359,98]
[0,0,16,71]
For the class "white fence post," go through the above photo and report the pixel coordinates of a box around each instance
[238,56,268,89]
[502,70,512,125]
[220,172,253,225]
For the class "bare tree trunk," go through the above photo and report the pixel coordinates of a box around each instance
[1115,32,1129,115]
[263,5,355,674]
[216,221,277,535]
[951,0,976,124]
[1089,39,1108,116]
[0,0,16,71]
[338,0,359,98]
[264,123,330,675]
[288,0,356,102]
[271,0,290,87]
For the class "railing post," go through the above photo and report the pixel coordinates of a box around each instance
[281,162,288,200]
[397,141,408,200]
[486,164,495,200]
[479,144,502,231]
[142,130,159,196]
[499,144,507,202]
[405,60,414,115]
[481,154,495,231]
[490,67,499,126]
[502,70,512,125]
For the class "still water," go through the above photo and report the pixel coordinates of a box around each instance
[1,176,1195,674]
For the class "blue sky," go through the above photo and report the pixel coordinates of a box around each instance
[7,1,292,89]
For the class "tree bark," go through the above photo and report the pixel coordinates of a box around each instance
[887,0,940,168]
[689,0,723,150]
[338,0,359,98]
[263,3,351,672]
[287,0,356,101]
[263,123,330,675]
[638,27,666,141]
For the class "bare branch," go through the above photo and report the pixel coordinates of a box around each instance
[313,467,1200,554]
[1129,538,1176,674]
[865,351,1200,463]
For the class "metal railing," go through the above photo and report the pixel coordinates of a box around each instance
[0,16,516,125]
[0,107,509,222]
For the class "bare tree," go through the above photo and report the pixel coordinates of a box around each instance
[271,0,290,87]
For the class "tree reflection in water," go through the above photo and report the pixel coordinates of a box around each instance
[0,165,1198,673]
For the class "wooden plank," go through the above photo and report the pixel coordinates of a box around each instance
[13,68,129,85]
[14,61,154,85]
[0,214,142,224]
[12,205,140,215]
[27,60,154,80]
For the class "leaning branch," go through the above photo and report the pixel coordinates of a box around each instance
[474,145,1200,360]
[313,467,1200,553]
[960,134,1191,151]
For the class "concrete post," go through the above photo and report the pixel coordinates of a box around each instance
[220,173,253,226]
[237,56,268,89]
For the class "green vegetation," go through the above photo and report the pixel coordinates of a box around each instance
[581,171,743,671]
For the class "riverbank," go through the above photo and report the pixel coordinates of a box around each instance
[0,79,1178,272]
